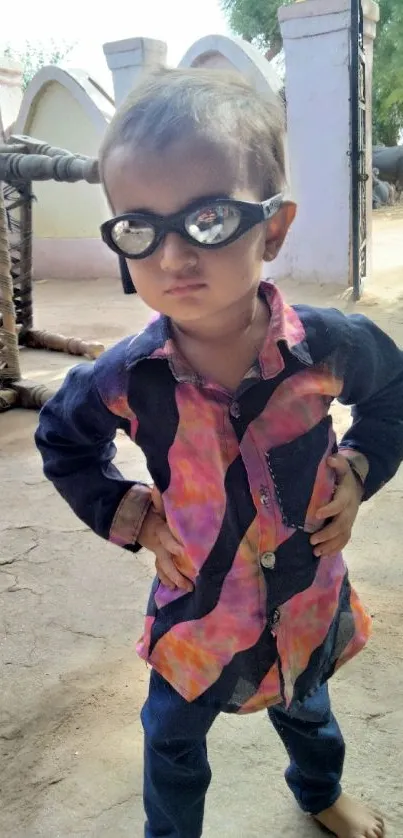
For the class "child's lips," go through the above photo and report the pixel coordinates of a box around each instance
[166,280,207,295]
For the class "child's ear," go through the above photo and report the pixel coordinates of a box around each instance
[263,201,296,261]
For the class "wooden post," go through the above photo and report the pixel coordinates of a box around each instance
[19,183,33,332]
[0,180,21,381]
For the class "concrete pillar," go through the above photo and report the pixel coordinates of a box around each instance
[270,0,378,287]
[0,57,23,137]
[103,38,167,107]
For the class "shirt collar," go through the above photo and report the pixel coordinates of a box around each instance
[125,281,313,382]
[257,281,313,378]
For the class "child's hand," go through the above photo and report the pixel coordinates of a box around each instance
[138,487,193,592]
[310,454,364,558]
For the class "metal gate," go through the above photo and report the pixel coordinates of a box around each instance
[350,0,367,300]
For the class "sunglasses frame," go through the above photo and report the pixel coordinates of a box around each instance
[100,193,285,260]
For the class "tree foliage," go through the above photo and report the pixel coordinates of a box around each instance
[221,0,403,145]
[372,1,403,144]
[3,40,75,91]
[221,0,293,59]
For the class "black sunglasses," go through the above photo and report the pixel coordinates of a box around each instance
[100,193,284,260]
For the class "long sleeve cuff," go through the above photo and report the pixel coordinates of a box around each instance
[338,448,369,483]
[109,484,152,550]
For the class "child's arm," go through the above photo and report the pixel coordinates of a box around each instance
[35,349,151,553]
[36,347,192,590]
[336,313,403,498]
[295,305,403,499]
[304,311,403,557]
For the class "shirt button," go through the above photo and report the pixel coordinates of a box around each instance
[260,551,276,569]
[229,401,240,419]
[260,488,270,506]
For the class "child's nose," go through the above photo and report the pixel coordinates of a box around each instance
[159,233,198,274]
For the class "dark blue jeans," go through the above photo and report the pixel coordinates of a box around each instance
[141,670,345,838]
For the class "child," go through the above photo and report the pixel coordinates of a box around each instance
[35,69,403,838]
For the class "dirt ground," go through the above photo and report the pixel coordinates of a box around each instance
[1,212,403,837]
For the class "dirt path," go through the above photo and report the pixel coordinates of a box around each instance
[1,215,403,836]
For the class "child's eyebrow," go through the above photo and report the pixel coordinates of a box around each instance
[120,193,233,217]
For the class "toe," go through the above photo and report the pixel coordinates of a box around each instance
[370,821,385,838]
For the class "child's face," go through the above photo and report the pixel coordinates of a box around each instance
[104,140,293,324]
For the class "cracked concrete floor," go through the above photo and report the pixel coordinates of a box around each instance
[1,230,403,837]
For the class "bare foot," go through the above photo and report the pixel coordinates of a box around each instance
[314,793,385,838]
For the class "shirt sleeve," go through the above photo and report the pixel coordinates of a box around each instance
[35,359,152,552]
[337,313,403,500]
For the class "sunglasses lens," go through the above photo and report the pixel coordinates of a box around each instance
[185,204,241,245]
[111,219,155,256]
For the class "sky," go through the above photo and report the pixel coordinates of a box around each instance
[1,0,231,91]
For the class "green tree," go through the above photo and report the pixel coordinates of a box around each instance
[221,0,403,145]
[221,0,293,60]
[3,40,75,91]
[372,1,403,144]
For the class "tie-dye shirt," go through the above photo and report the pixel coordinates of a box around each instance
[36,283,403,713]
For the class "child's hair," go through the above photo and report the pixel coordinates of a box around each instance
[99,68,286,201]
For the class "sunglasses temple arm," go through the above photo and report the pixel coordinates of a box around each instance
[262,193,284,220]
